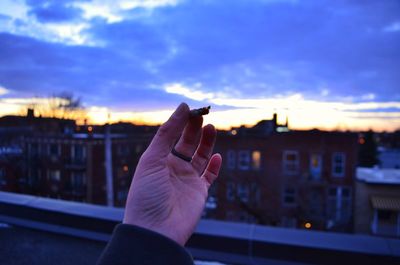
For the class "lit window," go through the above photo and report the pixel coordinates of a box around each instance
[227,150,236,169]
[283,187,296,205]
[332,152,345,177]
[238,150,250,170]
[309,154,322,179]
[252,151,261,170]
[226,182,235,201]
[283,151,299,175]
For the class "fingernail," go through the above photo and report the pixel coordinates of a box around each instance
[174,103,189,118]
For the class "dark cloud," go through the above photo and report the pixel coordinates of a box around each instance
[25,0,88,23]
[28,5,82,23]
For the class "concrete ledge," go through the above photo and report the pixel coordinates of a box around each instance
[1,191,399,265]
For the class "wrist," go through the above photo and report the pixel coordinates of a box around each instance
[123,218,187,246]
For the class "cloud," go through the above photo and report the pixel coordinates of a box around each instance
[0,85,10,96]
[0,0,399,131]
[383,21,400,32]
[74,0,180,23]
[28,2,84,23]
[164,83,215,101]
[361,93,376,101]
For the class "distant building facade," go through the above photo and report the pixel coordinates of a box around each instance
[210,129,358,232]
[355,168,400,238]
[1,111,360,233]
[22,129,154,206]
[0,111,156,207]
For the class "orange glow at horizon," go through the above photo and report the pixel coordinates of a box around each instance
[0,97,399,132]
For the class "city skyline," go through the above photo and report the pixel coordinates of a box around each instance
[0,0,399,131]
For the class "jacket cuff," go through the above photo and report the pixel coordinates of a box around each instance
[97,223,194,265]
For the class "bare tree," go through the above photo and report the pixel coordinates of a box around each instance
[21,92,87,122]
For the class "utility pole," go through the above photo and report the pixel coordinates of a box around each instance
[105,124,114,206]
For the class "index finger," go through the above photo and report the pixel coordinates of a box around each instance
[145,103,190,160]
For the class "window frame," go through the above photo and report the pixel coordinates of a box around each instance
[227,150,236,170]
[282,187,297,206]
[332,152,346,177]
[283,150,300,175]
[238,150,251,170]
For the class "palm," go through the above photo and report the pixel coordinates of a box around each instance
[123,103,222,246]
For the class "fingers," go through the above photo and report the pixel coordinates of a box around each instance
[145,103,190,160]
[202,153,222,189]
[192,124,217,174]
[173,115,203,158]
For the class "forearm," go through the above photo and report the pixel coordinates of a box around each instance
[97,224,194,265]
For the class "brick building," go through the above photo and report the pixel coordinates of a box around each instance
[210,129,358,232]
[22,127,154,206]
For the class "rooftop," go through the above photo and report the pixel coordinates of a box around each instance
[356,167,400,184]
[1,191,399,265]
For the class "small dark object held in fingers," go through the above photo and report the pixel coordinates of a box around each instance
[190,106,211,117]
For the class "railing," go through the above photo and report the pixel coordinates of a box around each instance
[0,191,399,265]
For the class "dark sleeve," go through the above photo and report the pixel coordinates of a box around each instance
[97,224,194,265]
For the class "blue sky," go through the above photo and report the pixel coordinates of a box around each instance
[0,0,399,130]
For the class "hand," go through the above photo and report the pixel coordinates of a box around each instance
[123,103,222,246]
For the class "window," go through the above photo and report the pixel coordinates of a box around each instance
[48,170,61,182]
[49,143,60,156]
[117,189,129,203]
[72,144,86,161]
[327,186,352,222]
[309,154,322,179]
[0,168,6,185]
[283,151,299,175]
[281,217,297,228]
[332,152,345,177]
[250,183,261,205]
[71,172,86,189]
[283,187,296,205]
[226,182,235,201]
[252,151,261,170]
[238,150,250,170]
[237,183,249,203]
[135,145,142,154]
[118,145,130,156]
[29,143,39,156]
[227,150,236,169]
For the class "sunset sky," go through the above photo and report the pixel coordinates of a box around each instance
[0,0,399,131]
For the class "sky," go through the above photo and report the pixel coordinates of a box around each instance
[0,0,399,131]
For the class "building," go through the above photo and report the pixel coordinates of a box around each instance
[0,111,157,207]
[211,129,358,232]
[22,127,154,206]
[378,147,400,169]
[354,167,400,238]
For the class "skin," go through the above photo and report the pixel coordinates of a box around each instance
[123,103,222,246]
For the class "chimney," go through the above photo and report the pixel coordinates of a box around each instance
[273,113,277,125]
[27,108,34,118]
